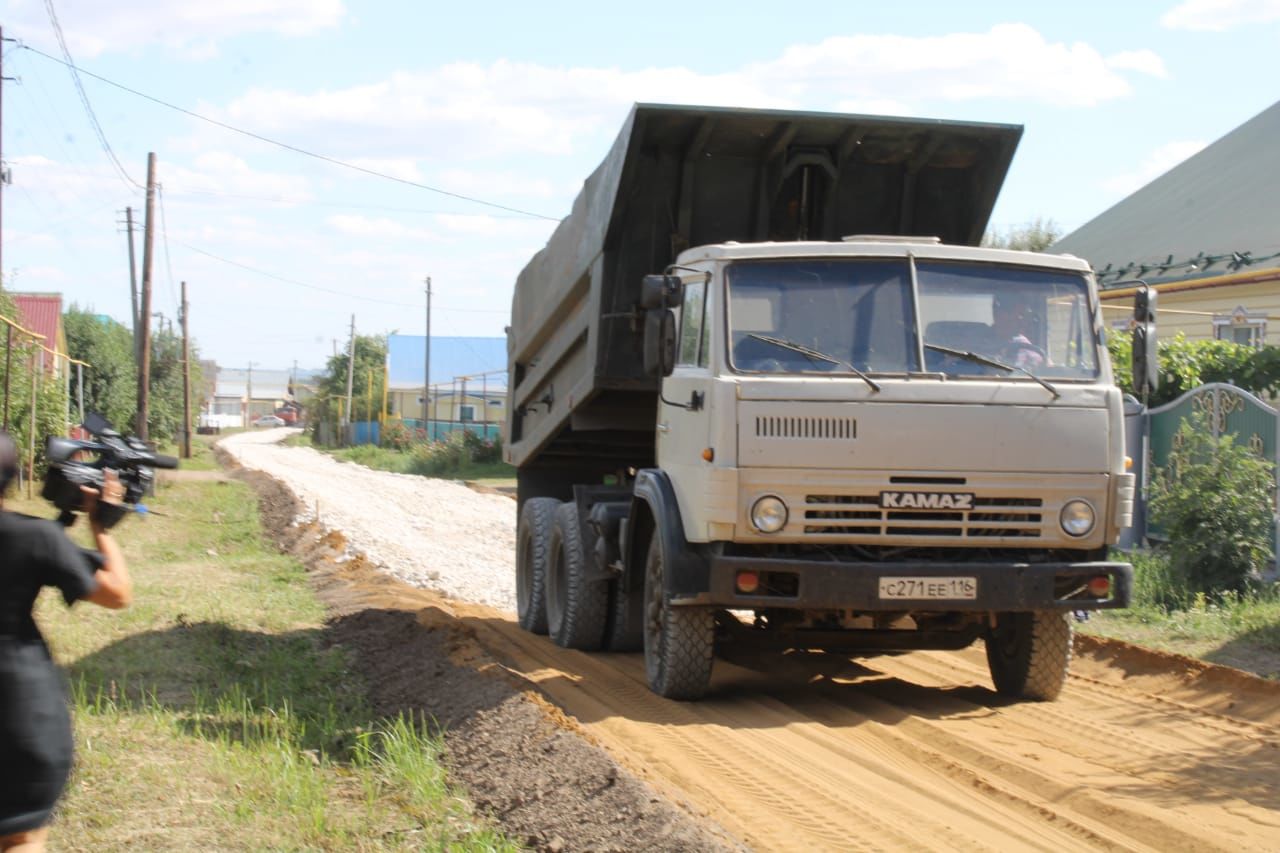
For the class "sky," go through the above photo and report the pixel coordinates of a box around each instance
[0,0,1276,374]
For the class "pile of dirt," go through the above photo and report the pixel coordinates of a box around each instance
[238,468,734,852]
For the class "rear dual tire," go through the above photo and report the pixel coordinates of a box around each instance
[545,502,609,650]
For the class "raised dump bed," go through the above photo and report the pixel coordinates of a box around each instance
[505,104,1022,496]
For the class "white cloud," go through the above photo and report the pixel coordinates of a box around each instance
[215,24,1160,164]
[1105,50,1169,78]
[5,0,344,59]
[348,158,423,183]
[159,152,314,202]
[1161,0,1280,31]
[436,168,557,200]
[326,214,439,242]
[1101,140,1208,196]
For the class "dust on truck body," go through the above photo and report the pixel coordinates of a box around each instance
[504,104,1135,701]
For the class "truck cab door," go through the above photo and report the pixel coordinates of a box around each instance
[656,277,714,541]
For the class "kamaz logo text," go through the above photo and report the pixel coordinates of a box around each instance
[880,491,975,510]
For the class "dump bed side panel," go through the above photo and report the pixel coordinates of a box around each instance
[506,105,1022,472]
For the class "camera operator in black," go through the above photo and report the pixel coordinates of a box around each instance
[0,430,132,852]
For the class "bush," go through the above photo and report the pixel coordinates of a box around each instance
[1107,330,1280,406]
[407,430,503,476]
[1125,549,1190,610]
[381,420,413,451]
[1149,414,1274,595]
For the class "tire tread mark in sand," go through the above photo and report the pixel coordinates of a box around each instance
[780,692,1167,853]
[801,683,1254,852]
[475,622,904,852]
[890,649,1280,748]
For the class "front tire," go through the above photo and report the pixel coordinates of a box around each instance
[643,529,714,699]
[985,610,1073,701]
[546,502,608,650]
[516,497,559,634]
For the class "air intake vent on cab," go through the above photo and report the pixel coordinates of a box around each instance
[755,416,856,440]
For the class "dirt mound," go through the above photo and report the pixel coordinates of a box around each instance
[239,468,735,852]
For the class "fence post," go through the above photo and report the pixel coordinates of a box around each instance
[3,322,11,430]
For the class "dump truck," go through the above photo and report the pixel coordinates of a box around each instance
[504,104,1137,701]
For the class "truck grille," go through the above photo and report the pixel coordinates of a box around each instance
[802,494,1043,538]
[755,416,856,440]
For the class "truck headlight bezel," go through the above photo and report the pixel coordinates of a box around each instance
[1059,499,1096,537]
[750,495,789,534]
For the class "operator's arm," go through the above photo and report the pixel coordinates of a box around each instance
[80,474,133,609]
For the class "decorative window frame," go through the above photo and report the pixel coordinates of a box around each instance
[1212,305,1267,348]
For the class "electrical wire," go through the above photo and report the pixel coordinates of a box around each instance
[40,1,143,191]
[161,185,538,218]
[157,183,179,316]
[19,43,561,222]
[173,240,504,313]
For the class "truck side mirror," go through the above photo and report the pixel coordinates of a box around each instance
[640,275,684,309]
[1132,286,1158,398]
[643,309,678,377]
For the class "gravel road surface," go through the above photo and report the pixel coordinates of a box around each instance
[220,429,516,611]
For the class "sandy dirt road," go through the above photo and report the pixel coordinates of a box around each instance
[224,431,1280,851]
[452,604,1279,852]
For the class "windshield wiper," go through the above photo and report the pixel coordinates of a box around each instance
[923,343,1060,398]
[747,333,881,392]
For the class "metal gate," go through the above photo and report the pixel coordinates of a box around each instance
[1145,383,1279,548]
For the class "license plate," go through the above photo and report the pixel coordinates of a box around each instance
[878,576,977,600]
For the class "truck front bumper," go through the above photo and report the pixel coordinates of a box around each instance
[676,556,1132,611]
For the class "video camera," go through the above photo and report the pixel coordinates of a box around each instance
[42,412,179,528]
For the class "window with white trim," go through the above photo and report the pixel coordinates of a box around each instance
[1213,306,1267,348]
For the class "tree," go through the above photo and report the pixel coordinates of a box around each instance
[982,217,1063,253]
[309,333,387,443]
[0,287,70,477]
[63,306,136,431]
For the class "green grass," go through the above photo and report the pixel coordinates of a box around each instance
[1082,550,1280,678]
[16,476,517,850]
[328,442,516,485]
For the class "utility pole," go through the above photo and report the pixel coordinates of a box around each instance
[124,207,139,363]
[344,314,355,431]
[1,27,15,288]
[136,152,157,441]
[246,361,258,424]
[180,281,191,458]
[424,276,432,423]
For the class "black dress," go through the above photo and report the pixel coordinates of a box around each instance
[0,511,98,835]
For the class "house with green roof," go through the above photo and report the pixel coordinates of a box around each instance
[1052,99,1280,346]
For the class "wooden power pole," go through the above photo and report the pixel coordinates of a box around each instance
[181,280,191,458]
[136,152,157,441]
[125,206,140,365]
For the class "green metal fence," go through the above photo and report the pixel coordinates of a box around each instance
[1145,383,1278,548]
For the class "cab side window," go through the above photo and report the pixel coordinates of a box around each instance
[677,279,709,367]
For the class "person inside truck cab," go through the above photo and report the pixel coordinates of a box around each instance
[987,293,1047,370]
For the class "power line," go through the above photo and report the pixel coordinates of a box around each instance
[157,183,179,316]
[173,239,506,313]
[162,185,541,218]
[40,1,143,191]
[19,43,561,222]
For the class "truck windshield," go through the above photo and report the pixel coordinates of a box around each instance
[728,259,918,374]
[917,261,1098,380]
[726,258,1099,380]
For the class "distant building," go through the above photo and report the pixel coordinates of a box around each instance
[385,334,507,423]
[9,292,66,376]
[207,365,293,428]
[1053,99,1280,346]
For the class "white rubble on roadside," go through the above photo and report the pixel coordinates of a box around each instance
[219,428,517,612]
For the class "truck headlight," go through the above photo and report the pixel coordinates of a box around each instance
[750,495,788,533]
[1060,499,1096,537]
